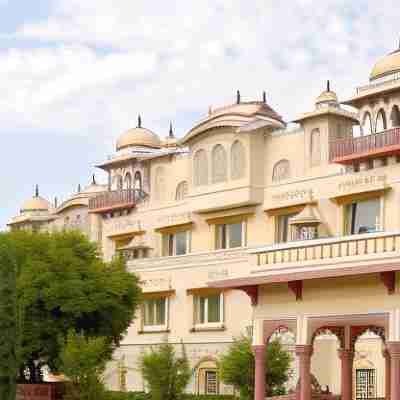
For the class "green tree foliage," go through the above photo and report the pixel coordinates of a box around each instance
[59,329,110,400]
[139,341,191,400]
[8,229,141,382]
[0,233,17,400]
[219,335,291,400]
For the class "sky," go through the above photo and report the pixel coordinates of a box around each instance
[0,0,399,229]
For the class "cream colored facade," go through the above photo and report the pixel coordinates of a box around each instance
[8,43,400,399]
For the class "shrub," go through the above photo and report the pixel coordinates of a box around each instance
[139,341,191,400]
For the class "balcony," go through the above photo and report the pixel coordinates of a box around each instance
[88,189,136,213]
[329,127,400,164]
[254,231,400,268]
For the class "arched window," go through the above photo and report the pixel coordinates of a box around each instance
[272,159,290,183]
[124,172,132,189]
[154,166,166,202]
[310,129,321,166]
[175,181,188,200]
[390,105,400,128]
[212,144,227,183]
[231,140,246,180]
[193,149,208,186]
[375,109,387,132]
[362,112,372,136]
[134,171,142,190]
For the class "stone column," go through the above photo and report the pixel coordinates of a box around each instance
[338,349,354,400]
[296,345,313,400]
[383,349,391,400]
[387,342,400,400]
[253,345,266,400]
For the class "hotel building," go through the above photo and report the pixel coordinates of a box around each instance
[8,42,400,400]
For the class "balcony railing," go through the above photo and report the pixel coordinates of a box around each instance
[88,189,136,213]
[253,231,400,267]
[329,127,400,164]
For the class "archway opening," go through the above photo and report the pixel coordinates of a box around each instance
[390,105,400,128]
[353,329,386,400]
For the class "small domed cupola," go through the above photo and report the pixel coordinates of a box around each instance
[116,115,162,151]
[315,80,339,108]
[370,40,400,82]
[20,185,51,214]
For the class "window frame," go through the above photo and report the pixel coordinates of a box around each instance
[215,221,246,250]
[142,296,169,332]
[194,292,224,329]
[275,213,298,243]
[163,230,191,256]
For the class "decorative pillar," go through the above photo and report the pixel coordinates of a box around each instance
[253,345,266,400]
[383,349,391,400]
[338,349,354,400]
[387,342,400,400]
[296,345,313,400]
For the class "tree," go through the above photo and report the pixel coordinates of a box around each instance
[139,341,191,400]
[9,230,142,382]
[0,233,18,400]
[219,335,291,400]
[59,329,110,400]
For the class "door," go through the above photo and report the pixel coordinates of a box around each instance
[205,370,218,395]
[356,369,376,400]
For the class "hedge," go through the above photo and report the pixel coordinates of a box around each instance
[105,393,235,400]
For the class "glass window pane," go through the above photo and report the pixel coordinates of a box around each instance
[199,297,206,324]
[347,198,380,234]
[144,299,155,326]
[216,225,227,249]
[175,231,187,255]
[207,295,220,323]
[155,298,166,325]
[229,223,242,248]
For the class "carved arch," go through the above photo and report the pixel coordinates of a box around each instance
[231,140,246,180]
[350,325,386,350]
[362,111,373,135]
[134,171,142,190]
[272,159,291,182]
[390,105,400,128]
[311,326,345,349]
[124,172,132,189]
[212,144,227,183]
[376,108,387,132]
[193,149,208,186]
[175,181,188,200]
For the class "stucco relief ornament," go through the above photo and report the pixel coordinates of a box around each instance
[273,159,290,182]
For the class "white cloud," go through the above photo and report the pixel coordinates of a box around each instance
[1,0,400,140]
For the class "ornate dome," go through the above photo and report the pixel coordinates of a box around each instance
[21,186,50,213]
[370,47,400,81]
[116,115,161,151]
[315,81,338,106]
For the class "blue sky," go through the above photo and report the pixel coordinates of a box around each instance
[0,0,399,229]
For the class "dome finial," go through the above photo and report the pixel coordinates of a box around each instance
[263,91,266,103]
[35,184,39,197]
[327,80,330,92]
[92,174,96,185]
[54,196,58,208]
[137,114,142,128]
[77,184,81,193]
[169,122,174,138]
[236,90,241,104]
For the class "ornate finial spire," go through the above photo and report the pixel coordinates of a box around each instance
[236,90,241,104]
[137,114,142,128]
[92,174,96,185]
[208,105,212,116]
[35,184,39,197]
[263,91,266,103]
[169,122,174,138]
[54,196,58,208]
[77,184,81,193]
[327,80,331,92]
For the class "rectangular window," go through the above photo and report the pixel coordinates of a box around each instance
[163,231,190,256]
[205,371,218,395]
[276,213,297,243]
[143,297,168,330]
[345,198,381,235]
[195,293,223,326]
[216,222,244,249]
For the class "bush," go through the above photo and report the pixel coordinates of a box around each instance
[105,392,151,400]
[219,335,291,400]
[139,341,191,400]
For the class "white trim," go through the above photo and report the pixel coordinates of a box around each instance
[142,297,169,332]
[194,293,224,328]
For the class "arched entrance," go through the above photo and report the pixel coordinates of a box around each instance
[194,357,219,395]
